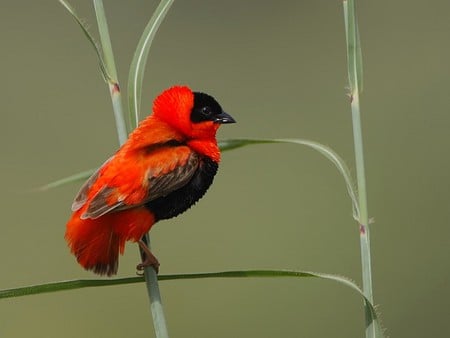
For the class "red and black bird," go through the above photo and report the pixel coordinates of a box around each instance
[65,85,235,276]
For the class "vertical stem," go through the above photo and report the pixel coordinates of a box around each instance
[343,1,375,337]
[108,82,128,145]
[92,1,170,337]
[351,92,373,304]
[143,234,169,338]
[93,0,128,145]
[93,0,119,81]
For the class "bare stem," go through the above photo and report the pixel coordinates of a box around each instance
[93,0,127,145]
[142,234,169,338]
[343,1,375,337]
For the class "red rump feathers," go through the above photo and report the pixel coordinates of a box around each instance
[65,208,154,276]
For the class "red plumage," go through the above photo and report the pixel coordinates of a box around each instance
[65,85,235,275]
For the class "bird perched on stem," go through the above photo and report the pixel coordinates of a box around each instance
[65,85,235,276]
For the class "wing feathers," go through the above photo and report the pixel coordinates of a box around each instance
[81,186,125,219]
[71,167,101,212]
[75,145,200,220]
[147,152,199,201]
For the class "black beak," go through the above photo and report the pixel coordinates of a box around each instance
[213,111,236,124]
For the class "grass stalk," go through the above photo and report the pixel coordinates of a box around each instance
[143,235,169,338]
[351,90,375,334]
[93,0,127,145]
[343,1,376,337]
[92,1,169,336]
[351,92,373,302]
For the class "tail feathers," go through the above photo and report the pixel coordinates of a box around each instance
[65,213,124,276]
[65,208,154,276]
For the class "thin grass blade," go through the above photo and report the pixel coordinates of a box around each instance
[38,169,94,191]
[0,269,383,337]
[58,0,111,82]
[219,138,360,220]
[127,0,174,130]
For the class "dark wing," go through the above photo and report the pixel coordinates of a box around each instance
[146,152,199,201]
[80,186,125,220]
[78,147,200,219]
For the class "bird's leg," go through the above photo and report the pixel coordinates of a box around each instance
[137,239,160,273]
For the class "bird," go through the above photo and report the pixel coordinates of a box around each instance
[65,85,235,276]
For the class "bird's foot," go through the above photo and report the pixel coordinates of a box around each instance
[137,239,160,274]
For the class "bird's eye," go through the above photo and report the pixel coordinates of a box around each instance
[201,106,212,116]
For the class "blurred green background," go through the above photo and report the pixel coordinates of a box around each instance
[1,1,449,337]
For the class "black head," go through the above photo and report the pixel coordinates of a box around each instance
[191,92,236,124]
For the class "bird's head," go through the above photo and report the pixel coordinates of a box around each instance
[152,86,235,140]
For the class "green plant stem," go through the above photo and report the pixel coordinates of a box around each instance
[93,0,118,81]
[143,235,169,338]
[351,91,375,335]
[93,0,127,145]
[92,2,169,336]
[351,92,373,303]
[108,82,128,145]
[343,1,375,337]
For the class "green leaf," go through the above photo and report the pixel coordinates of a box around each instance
[38,169,94,191]
[0,269,383,337]
[219,138,360,220]
[92,0,118,82]
[127,0,175,130]
[58,0,111,83]
[0,277,142,298]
